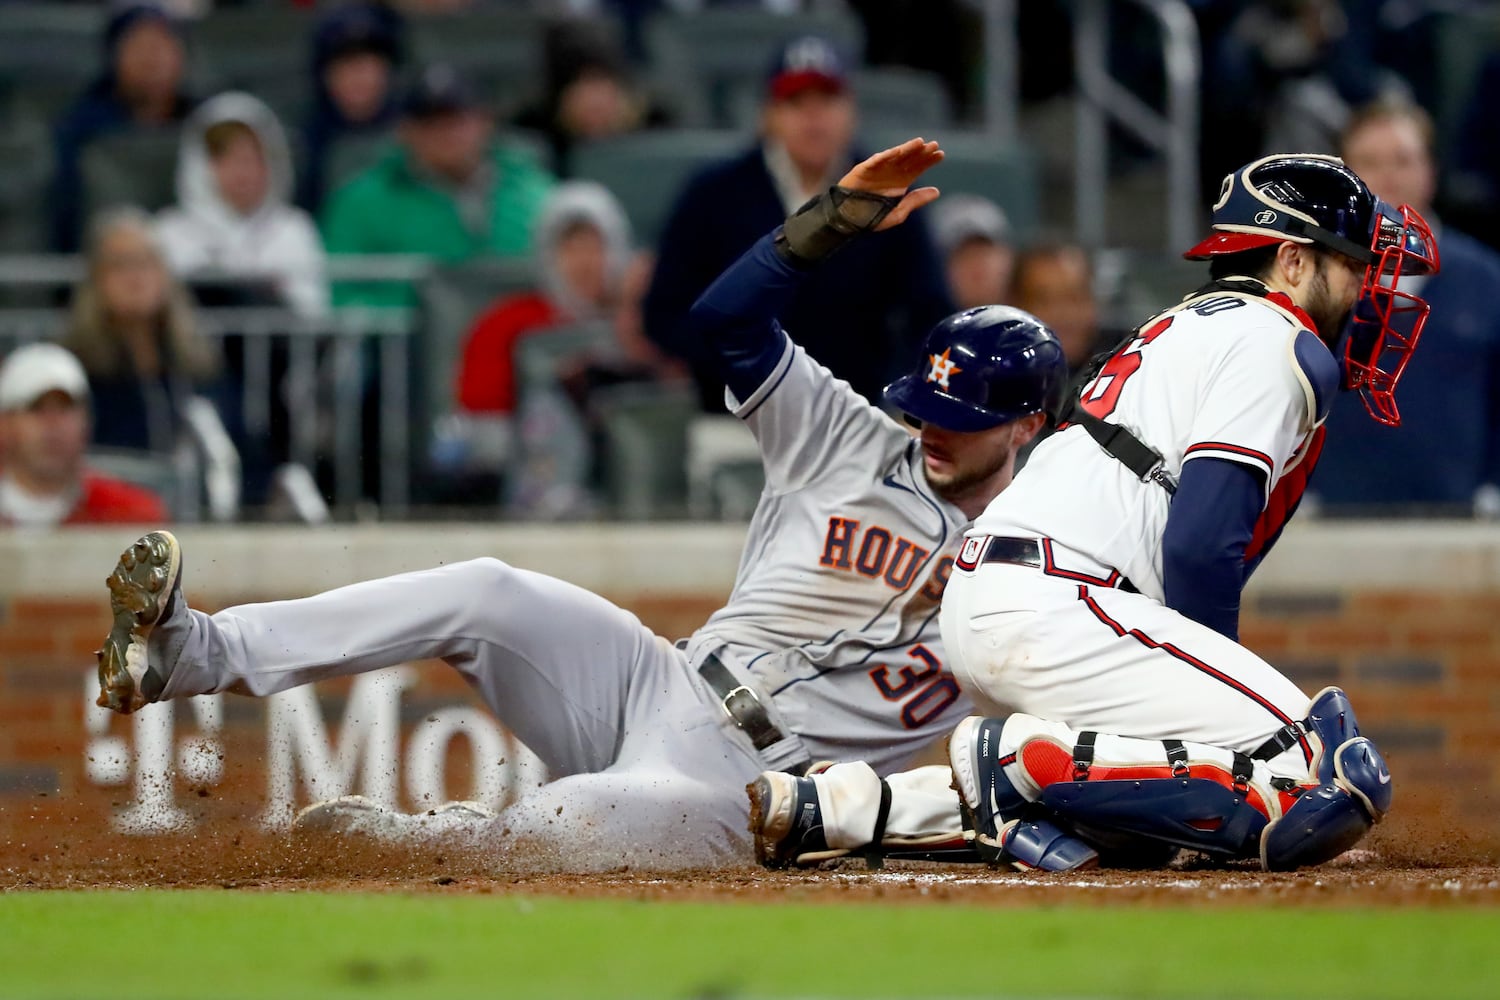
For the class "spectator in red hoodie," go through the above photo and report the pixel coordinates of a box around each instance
[0,343,167,529]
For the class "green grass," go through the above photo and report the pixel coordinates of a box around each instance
[0,891,1494,999]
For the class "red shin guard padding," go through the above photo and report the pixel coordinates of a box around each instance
[1017,738,1276,819]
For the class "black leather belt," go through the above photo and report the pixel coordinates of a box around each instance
[698,655,808,775]
[982,536,1046,570]
[982,535,1140,594]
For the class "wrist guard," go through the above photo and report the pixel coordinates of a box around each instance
[773,186,904,268]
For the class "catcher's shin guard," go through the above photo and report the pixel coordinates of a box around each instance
[985,714,1280,862]
[948,716,1099,872]
[1260,687,1391,871]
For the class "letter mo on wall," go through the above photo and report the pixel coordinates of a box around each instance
[81,667,546,833]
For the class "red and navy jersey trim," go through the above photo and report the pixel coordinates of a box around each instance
[1075,585,1314,765]
[1184,441,1274,474]
[1040,538,1123,588]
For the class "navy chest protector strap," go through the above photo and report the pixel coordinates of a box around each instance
[1062,276,1284,498]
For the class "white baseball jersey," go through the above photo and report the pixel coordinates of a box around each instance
[974,287,1337,599]
[686,333,975,772]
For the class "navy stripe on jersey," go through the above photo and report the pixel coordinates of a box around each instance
[1076,585,1314,765]
[732,331,796,420]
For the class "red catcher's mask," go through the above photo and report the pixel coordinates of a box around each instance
[1343,201,1439,426]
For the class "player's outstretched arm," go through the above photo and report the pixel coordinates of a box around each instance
[687,138,945,398]
[776,138,943,267]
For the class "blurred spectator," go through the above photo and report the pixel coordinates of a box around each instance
[511,19,672,177]
[51,3,197,251]
[299,1,406,215]
[1011,240,1119,376]
[155,93,329,318]
[453,182,678,514]
[457,181,657,415]
[63,208,224,457]
[0,343,167,529]
[1198,0,1400,204]
[321,64,555,308]
[645,35,952,410]
[1450,51,1500,253]
[1314,99,1500,512]
[847,0,980,115]
[928,194,1014,310]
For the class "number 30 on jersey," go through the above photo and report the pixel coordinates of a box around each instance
[868,644,961,729]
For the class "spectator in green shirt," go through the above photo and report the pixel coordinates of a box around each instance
[321,64,555,307]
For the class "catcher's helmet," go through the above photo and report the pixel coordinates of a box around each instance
[1183,153,1440,426]
[884,306,1068,432]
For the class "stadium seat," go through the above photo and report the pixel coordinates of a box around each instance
[80,129,183,220]
[0,120,52,256]
[571,130,747,246]
[86,448,192,521]
[1433,8,1500,154]
[187,7,317,101]
[644,7,865,127]
[0,4,106,90]
[861,127,1042,237]
[415,258,539,460]
[408,10,576,115]
[593,382,697,521]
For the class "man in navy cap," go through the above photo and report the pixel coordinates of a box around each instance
[645,35,952,410]
[320,63,555,308]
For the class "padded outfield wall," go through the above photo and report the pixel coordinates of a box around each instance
[0,523,1497,841]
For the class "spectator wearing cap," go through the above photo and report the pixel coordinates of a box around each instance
[511,19,673,177]
[299,1,406,215]
[0,344,167,529]
[928,193,1014,310]
[1314,99,1500,513]
[1010,239,1121,377]
[51,3,198,251]
[320,64,555,308]
[645,35,951,410]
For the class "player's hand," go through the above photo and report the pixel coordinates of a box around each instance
[836,138,944,231]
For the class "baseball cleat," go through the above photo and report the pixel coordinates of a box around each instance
[96,530,182,715]
[293,795,497,841]
[747,771,846,869]
[948,716,1098,872]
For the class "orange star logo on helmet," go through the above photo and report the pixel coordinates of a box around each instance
[926,348,962,389]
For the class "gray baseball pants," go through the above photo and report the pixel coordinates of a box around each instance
[150,557,766,870]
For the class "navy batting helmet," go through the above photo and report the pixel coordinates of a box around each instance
[884,306,1068,432]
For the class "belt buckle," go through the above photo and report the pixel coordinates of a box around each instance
[721,684,762,720]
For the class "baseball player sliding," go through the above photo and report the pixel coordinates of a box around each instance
[750,153,1441,872]
[94,139,1070,870]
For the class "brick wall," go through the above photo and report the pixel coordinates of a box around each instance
[2,525,1497,840]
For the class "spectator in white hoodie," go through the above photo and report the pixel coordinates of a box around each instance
[156,92,329,318]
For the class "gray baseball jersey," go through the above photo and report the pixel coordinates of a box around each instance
[687,336,973,772]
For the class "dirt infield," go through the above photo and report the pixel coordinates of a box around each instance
[3,802,1496,906]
